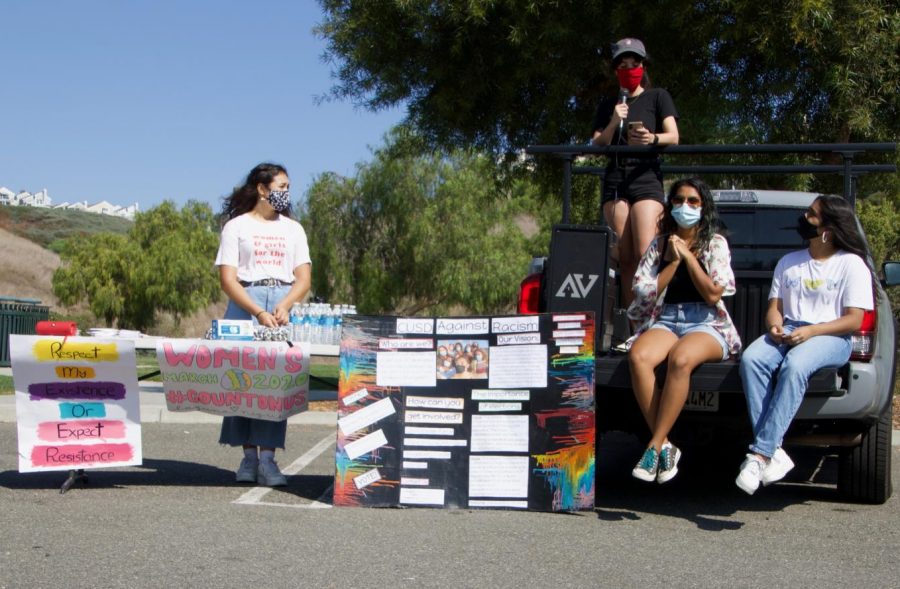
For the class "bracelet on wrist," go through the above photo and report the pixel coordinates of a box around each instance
[255,310,267,319]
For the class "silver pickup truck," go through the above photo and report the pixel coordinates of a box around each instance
[520,188,898,504]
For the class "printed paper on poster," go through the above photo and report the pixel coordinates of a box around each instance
[478,402,522,412]
[491,316,539,334]
[338,397,396,436]
[354,468,381,489]
[488,344,547,389]
[399,487,445,505]
[405,395,464,410]
[343,429,389,460]
[404,410,463,424]
[470,414,529,453]
[471,389,530,401]
[468,455,529,498]
[496,332,541,346]
[376,351,436,387]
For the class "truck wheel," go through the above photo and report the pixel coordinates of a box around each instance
[837,406,893,504]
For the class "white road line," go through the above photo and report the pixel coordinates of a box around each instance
[233,433,335,506]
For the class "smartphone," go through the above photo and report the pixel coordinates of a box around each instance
[628,121,645,132]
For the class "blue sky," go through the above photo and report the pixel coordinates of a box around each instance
[0,1,405,212]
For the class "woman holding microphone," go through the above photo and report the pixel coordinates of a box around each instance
[591,37,680,309]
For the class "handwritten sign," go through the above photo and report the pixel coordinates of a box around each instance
[156,339,309,421]
[11,335,142,473]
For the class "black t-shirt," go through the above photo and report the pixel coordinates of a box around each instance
[592,88,679,149]
[662,259,707,304]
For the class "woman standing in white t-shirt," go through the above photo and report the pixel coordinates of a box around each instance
[214,163,312,486]
[736,195,874,495]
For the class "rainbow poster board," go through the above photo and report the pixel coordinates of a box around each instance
[333,313,595,512]
[157,339,310,422]
[11,335,143,473]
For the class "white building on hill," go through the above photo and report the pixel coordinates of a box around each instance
[0,186,138,220]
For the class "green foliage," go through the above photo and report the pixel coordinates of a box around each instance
[317,0,898,196]
[300,126,555,315]
[0,205,132,248]
[858,192,900,317]
[52,201,222,330]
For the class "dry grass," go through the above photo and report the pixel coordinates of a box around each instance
[0,227,62,305]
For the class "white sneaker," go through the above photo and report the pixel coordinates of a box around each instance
[761,448,795,486]
[257,459,287,487]
[736,454,765,495]
[235,457,258,483]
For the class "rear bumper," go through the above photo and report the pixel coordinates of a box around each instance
[595,356,889,426]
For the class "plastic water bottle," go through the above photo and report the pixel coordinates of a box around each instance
[290,303,302,341]
[314,303,327,344]
[299,303,312,342]
[332,305,347,346]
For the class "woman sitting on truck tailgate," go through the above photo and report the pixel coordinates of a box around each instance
[627,177,741,483]
[736,195,874,495]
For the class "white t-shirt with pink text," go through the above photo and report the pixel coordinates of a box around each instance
[214,213,311,283]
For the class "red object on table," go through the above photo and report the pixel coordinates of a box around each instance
[35,321,78,336]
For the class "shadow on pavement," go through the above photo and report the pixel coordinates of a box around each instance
[269,474,334,503]
[0,461,338,502]
[593,432,848,530]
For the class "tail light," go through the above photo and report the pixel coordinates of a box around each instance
[518,273,542,314]
[849,309,877,361]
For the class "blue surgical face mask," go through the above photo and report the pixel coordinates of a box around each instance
[671,204,702,228]
[267,190,291,213]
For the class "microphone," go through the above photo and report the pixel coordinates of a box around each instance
[617,89,629,135]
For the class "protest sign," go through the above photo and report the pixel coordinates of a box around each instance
[11,335,142,473]
[157,339,310,421]
[333,314,595,512]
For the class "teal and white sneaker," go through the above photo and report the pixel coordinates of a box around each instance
[632,446,659,482]
[656,442,682,484]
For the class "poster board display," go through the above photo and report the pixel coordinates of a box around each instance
[333,314,595,512]
[10,335,143,473]
[156,339,310,421]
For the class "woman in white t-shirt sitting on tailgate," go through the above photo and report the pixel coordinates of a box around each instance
[214,162,312,487]
[736,194,874,495]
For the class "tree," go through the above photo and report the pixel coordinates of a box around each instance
[300,126,555,314]
[53,201,222,331]
[316,0,898,195]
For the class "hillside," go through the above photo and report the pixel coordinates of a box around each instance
[0,208,225,336]
[0,205,132,251]
[0,227,61,305]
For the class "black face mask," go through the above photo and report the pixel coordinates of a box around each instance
[796,215,819,240]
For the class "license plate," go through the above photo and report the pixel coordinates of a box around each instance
[684,390,719,412]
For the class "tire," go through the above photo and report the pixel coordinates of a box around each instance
[838,406,893,504]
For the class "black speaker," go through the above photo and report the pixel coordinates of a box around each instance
[545,224,616,352]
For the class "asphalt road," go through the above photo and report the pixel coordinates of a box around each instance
[1,423,898,588]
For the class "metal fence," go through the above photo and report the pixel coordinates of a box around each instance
[0,296,50,367]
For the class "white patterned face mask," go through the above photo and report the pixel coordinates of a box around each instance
[267,190,291,212]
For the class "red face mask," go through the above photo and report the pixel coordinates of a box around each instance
[616,66,644,93]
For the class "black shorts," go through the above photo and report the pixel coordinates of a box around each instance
[601,160,665,205]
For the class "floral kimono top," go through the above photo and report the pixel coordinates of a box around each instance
[626,233,742,356]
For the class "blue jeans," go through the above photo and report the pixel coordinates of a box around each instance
[739,320,851,457]
[218,284,291,449]
[648,302,729,360]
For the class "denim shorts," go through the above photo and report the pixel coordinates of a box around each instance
[648,302,729,360]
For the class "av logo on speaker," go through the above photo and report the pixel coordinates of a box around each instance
[555,273,599,299]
